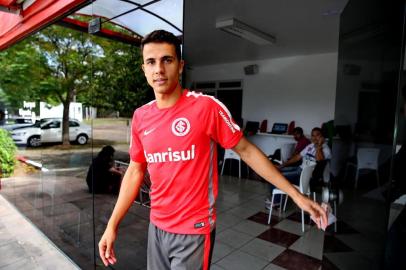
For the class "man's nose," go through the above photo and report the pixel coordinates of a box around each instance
[154,61,164,74]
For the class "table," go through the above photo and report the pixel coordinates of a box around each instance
[247,132,296,156]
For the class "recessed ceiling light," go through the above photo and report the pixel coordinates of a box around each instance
[216,18,276,45]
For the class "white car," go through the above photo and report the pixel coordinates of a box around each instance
[1,117,35,131]
[11,119,91,147]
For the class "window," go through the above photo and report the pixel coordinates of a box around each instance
[48,121,61,129]
[69,121,80,127]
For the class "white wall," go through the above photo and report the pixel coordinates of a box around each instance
[187,52,338,134]
[40,102,83,122]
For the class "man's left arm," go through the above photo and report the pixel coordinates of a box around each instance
[232,137,327,228]
[315,137,326,161]
[315,145,325,161]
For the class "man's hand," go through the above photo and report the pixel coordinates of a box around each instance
[317,137,325,147]
[97,161,146,266]
[99,227,118,266]
[293,194,328,230]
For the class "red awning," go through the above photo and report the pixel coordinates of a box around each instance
[0,0,89,50]
[58,17,142,45]
[0,0,19,9]
[0,0,183,51]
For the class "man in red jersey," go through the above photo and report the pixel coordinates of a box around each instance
[99,30,327,270]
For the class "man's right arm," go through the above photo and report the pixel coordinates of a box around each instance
[99,161,146,266]
[281,153,302,167]
[107,161,146,228]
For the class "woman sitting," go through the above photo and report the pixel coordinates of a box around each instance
[86,145,123,194]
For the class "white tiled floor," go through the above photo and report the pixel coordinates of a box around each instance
[216,250,270,270]
[289,227,324,260]
[231,219,269,237]
[273,219,311,236]
[263,263,289,270]
[239,238,286,262]
[2,170,328,270]
[210,175,325,270]
[216,228,254,249]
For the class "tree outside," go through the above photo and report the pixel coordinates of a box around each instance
[0,24,149,145]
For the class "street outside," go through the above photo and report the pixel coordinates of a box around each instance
[15,118,132,169]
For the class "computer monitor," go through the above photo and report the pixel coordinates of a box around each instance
[271,123,288,134]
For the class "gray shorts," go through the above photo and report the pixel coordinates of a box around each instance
[147,223,216,270]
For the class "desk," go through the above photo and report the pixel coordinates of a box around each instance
[247,133,296,156]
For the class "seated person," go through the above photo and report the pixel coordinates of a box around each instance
[266,127,331,208]
[86,145,123,194]
[268,126,310,164]
[292,127,311,155]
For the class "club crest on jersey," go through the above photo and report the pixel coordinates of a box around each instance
[171,117,191,136]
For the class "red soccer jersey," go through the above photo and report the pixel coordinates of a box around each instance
[129,90,242,234]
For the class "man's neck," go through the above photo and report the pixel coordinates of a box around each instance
[155,85,183,109]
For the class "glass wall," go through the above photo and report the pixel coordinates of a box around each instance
[0,1,183,269]
[325,0,406,269]
[0,28,96,268]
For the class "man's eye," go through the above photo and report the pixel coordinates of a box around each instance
[164,58,172,63]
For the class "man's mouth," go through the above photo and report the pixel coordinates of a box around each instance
[154,78,167,85]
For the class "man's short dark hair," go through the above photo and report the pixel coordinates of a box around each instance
[293,127,304,136]
[141,30,182,61]
[312,127,323,135]
[99,145,115,157]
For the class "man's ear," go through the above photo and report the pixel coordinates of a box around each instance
[141,63,145,73]
[179,60,185,75]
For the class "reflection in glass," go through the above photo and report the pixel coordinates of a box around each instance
[328,0,406,269]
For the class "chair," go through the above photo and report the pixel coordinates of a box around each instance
[268,164,316,232]
[345,148,380,189]
[273,143,296,165]
[115,160,151,208]
[323,160,331,184]
[138,171,151,208]
[308,160,330,196]
[319,161,337,232]
[259,119,267,133]
[221,149,242,178]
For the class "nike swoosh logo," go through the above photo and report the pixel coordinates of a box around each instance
[144,128,155,136]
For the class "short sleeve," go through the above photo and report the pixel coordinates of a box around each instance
[300,144,311,157]
[206,97,243,149]
[129,111,146,163]
[322,144,332,160]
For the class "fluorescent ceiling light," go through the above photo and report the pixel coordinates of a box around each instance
[215,18,276,45]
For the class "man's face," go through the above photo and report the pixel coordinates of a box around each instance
[311,130,322,144]
[293,131,301,141]
[142,42,184,95]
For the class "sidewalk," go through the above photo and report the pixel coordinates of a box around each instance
[0,194,80,270]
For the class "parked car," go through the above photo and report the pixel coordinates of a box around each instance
[1,117,35,131]
[11,119,91,147]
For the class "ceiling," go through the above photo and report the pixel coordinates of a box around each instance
[183,0,349,66]
[0,0,183,50]
[1,0,348,66]
[77,0,183,37]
